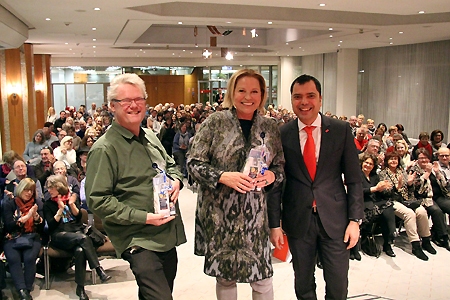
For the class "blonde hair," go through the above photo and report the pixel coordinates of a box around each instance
[15,178,37,199]
[222,69,267,112]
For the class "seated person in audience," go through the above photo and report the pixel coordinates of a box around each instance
[395,140,413,169]
[348,115,358,136]
[366,118,376,136]
[43,175,111,300]
[42,122,59,146]
[385,133,404,153]
[379,151,435,261]
[411,132,432,161]
[172,122,192,177]
[54,111,66,133]
[384,126,398,148]
[43,161,80,202]
[50,130,67,150]
[23,130,46,165]
[66,125,82,151]
[430,129,446,160]
[360,153,397,257]
[2,178,44,300]
[359,138,385,168]
[411,148,450,251]
[53,136,77,167]
[354,126,368,151]
[33,146,56,192]
[76,147,89,182]
[396,124,411,146]
[356,114,365,127]
[4,160,43,203]
[80,135,95,151]
[77,120,87,139]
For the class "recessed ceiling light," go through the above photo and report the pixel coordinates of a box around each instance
[45,18,51,21]
[147,44,151,46]
[339,40,342,43]
[190,52,193,54]
[92,27,96,31]
[268,21,273,25]
[418,11,425,14]
[390,42,393,45]
[172,53,175,55]
[65,42,68,45]
[329,27,333,31]
[226,22,232,24]
[69,48,72,50]
[286,42,289,45]
[93,46,96,48]
[398,31,403,34]
[248,45,251,47]
[94,8,100,11]
[92,38,96,41]
[329,35,333,38]
[338,44,341,47]
[389,37,393,40]
[140,49,143,51]
[178,22,183,25]
[319,3,326,7]
[287,55,290,57]
[183,49,185,52]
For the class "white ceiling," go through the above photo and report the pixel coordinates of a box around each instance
[2,0,450,67]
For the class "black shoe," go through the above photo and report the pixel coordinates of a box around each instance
[422,237,437,255]
[76,285,89,300]
[411,241,428,261]
[442,236,450,252]
[96,266,112,283]
[383,244,396,257]
[18,289,32,300]
[316,260,323,269]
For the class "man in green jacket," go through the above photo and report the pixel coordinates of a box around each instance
[86,73,186,300]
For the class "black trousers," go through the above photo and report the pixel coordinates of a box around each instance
[425,202,448,238]
[288,214,349,300]
[51,231,100,286]
[122,247,177,300]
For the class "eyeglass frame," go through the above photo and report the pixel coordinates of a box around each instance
[111,97,147,106]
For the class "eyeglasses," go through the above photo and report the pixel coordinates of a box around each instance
[438,154,450,158]
[112,97,146,106]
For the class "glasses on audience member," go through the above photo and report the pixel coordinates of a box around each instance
[112,97,146,106]
[438,154,450,158]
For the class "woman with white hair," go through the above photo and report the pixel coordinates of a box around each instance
[53,136,76,166]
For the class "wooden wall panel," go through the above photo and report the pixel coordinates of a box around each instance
[34,54,45,128]
[5,49,25,154]
[24,44,38,138]
[141,75,158,107]
[157,75,184,107]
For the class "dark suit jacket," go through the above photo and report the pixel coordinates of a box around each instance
[268,114,363,240]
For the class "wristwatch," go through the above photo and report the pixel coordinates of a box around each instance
[349,218,362,225]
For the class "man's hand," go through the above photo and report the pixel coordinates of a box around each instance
[169,179,181,203]
[344,221,360,249]
[270,227,285,250]
[146,213,175,226]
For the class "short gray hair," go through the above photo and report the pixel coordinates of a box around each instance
[107,73,147,102]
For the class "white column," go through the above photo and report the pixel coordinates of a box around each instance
[335,49,358,117]
[278,56,298,111]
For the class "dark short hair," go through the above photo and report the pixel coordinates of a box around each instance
[430,129,444,142]
[384,151,401,169]
[395,123,404,131]
[290,74,322,96]
[360,153,378,176]
[40,146,53,154]
[44,121,53,128]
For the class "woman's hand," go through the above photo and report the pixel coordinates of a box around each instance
[219,172,255,193]
[254,170,276,189]
[375,180,392,191]
[61,147,67,155]
[57,198,65,209]
[407,172,416,185]
[68,193,77,205]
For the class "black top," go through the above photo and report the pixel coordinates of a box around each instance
[361,170,387,209]
[239,119,253,141]
[43,198,83,235]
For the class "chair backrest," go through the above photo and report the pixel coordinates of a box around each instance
[93,214,106,234]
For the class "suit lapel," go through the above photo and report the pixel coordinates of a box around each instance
[317,115,333,177]
[287,120,312,182]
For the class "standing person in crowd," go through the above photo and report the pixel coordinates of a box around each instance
[44,174,111,300]
[379,152,435,261]
[269,74,363,300]
[159,116,177,156]
[411,132,433,161]
[2,178,44,300]
[187,69,285,300]
[23,130,46,165]
[87,103,96,117]
[86,73,186,300]
[46,107,57,123]
[172,122,192,178]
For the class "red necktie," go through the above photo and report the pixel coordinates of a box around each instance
[303,126,316,180]
[303,126,317,210]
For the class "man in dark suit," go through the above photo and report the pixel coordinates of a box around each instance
[268,74,363,300]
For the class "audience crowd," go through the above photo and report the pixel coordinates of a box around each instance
[1,98,450,299]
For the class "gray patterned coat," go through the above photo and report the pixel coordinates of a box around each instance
[187,108,285,283]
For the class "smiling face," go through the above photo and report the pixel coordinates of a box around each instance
[395,143,406,156]
[110,83,146,136]
[232,76,262,120]
[388,156,399,170]
[20,189,33,201]
[362,157,375,174]
[291,81,322,125]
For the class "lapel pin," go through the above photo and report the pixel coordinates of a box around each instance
[325,129,329,133]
